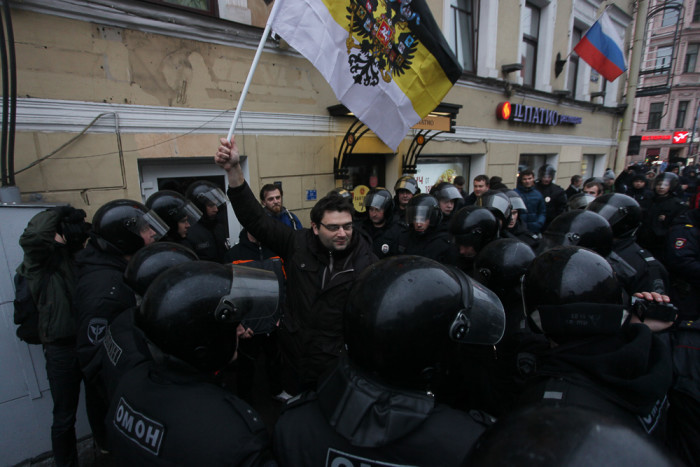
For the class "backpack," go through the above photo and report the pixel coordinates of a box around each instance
[13,272,42,345]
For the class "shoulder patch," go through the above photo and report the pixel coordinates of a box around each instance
[675,238,687,249]
[103,327,123,366]
[113,397,166,455]
[88,317,109,345]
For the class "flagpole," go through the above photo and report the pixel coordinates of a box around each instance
[226,0,284,141]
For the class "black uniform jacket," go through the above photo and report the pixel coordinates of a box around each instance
[274,357,492,467]
[516,324,672,437]
[75,242,136,371]
[106,360,274,466]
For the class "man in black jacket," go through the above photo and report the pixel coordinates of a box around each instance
[536,164,567,229]
[216,136,377,393]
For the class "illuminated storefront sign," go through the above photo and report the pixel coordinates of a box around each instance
[496,102,582,126]
[673,131,689,144]
[641,135,672,141]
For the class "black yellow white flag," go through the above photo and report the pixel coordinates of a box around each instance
[271,0,463,150]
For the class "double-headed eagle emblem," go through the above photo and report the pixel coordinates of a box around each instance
[345,0,420,86]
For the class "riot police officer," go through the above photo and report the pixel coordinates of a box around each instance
[106,261,278,465]
[75,199,169,449]
[515,246,672,437]
[145,190,202,244]
[392,175,419,224]
[274,255,505,466]
[664,208,700,320]
[638,172,688,263]
[449,206,499,274]
[536,164,568,229]
[81,242,198,404]
[397,194,456,264]
[184,180,229,262]
[358,188,402,258]
[587,193,669,297]
[430,181,464,230]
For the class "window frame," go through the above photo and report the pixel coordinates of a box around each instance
[685,44,699,73]
[450,0,479,73]
[521,2,541,88]
[648,102,664,130]
[676,101,689,128]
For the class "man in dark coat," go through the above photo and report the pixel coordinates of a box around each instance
[535,164,567,229]
[17,206,89,467]
[216,136,377,393]
[664,208,700,321]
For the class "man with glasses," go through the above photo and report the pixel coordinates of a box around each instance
[215,136,377,394]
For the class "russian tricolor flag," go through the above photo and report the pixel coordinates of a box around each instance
[574,12,627,82]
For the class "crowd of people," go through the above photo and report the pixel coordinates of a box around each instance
[13,137,700,466]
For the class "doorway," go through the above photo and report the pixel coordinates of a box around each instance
[139,157,249,245]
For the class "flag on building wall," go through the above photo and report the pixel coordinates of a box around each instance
[573,11,627,82]
[270,0,463,150]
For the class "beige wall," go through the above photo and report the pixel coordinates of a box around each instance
[11,4,622,219]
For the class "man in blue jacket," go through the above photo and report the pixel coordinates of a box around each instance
[515,169,546,233]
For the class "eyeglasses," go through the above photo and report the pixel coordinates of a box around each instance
[319,222,353,232]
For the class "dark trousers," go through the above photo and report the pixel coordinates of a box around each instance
[44,342,82,467]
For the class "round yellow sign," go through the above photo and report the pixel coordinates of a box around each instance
[352,185,369,213]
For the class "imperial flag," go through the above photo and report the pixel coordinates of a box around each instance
[573,11,627,82]
[270,0,463,150]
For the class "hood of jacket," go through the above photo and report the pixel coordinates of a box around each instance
[75,241,129,277]
[317,357,435,448]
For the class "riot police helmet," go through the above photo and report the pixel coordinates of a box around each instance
[345,255,505,389]
[540,210,613,257]
[185,180,228,213]
[430,182,463,202]
[538,164,556,180]
[505,190,527,212]
[474,239,535,299]
[480,191,513,224]
[124,242,198,296]
[405,194,442,228]
[567,192,596,210]
[137,262,279,371]
[653,172,679,193]
[92,199,169,256]
[523,246,625,340]
[394,175,418,195]
[449,206,499,250]
[467,406,677,467]
[146,190,202,234]
[586,193,642,238]
[363,188,394,219]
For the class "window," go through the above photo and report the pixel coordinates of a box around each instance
[648,102,664,130]
[685,44,699,72]
[694,0,700,23]
[521,3,541,87]
[451,0,479,73]
[145,0,217,16]
[655,46,673,73]
[676,101,689,128]
[661,1,681,27]
[567,28,582,98]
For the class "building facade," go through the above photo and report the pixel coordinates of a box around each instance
[631,0,700,168]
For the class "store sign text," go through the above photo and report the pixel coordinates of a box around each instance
[496,102,582,126]
[641,135,672,141]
